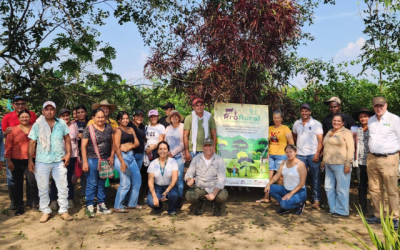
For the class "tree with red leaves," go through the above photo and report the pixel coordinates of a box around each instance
[144,0,304,117]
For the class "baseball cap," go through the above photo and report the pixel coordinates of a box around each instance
[202,138,214,146]
[148,109,159,117]
[43,101,56,109]
[192,98,204,106]
[300,103,311,111]
[324,97,341,105]
[160,102,175,109]
[372,96,387,106]
[13,95,25,103]
[133,109,145,116]
[58,108,70,116]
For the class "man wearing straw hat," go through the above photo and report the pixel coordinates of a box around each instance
[87,100,118,129]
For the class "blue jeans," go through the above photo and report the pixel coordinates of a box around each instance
[146,184,179,213]
[6,160,14,186]
[190,151,201,159]
[134,152,144,171]
[325,164,351,215]
[268,155,287,171]
[86,159,107,206]
[50,158,77,201]
[174,155,185,197]
[114,151,141,209]
[297,154,321,202]
[269,184,307,210]
[80,172,87,197]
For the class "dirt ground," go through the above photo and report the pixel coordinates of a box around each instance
[0,170,383,250]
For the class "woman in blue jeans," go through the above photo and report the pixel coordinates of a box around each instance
[113,111,143,212]
[81,108,115,218]
[265,145,307,215]
[147,141,179,215]
[165,110,185,208]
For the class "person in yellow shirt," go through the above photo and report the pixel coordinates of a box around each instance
[87,100,119,129]
[256,110,294,204]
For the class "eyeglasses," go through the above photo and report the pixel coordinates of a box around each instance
[14,102,26,106]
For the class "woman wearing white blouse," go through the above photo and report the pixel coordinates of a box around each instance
[147,141,179,215]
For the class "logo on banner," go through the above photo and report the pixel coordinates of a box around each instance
[223,107,260,123]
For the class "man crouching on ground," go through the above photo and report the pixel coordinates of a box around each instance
[28,101,73,223]
[184,138,228,216]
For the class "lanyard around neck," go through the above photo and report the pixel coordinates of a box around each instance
[158,158,168,176]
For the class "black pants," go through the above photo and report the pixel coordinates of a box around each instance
[11,159,39,207]
[357,165,369,214]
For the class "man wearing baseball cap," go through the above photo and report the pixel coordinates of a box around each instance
[185,138,228,216]
[183,98,217,162]
[366,96,400,229]
[159,102,176,128]
[322,96,355,135]
[292,103,323,209]
[28,101,73,223]
[2,96,37,210]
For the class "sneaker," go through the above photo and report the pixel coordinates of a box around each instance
[85,205,95,218]
[276,208,290,214]
[331,213,349,218]
[60,212,73,221]
[40,213,51,223]
[195,201,205,215]
[15,207,25,216]
[50,201,58,211]
[168,211,177,216]
[97,203,112,215]
[394,219,399,230]
[321,203,329,209]
[327,211,333,215]
[213,207,222,217]
[366,215,381,224]
[68,200,75,209]
[295,203,305,216]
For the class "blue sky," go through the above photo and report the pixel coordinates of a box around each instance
[97,1,368,87]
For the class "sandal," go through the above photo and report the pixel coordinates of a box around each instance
[255,199,270,203]
[125,205,144,210]
[114,208,129,213]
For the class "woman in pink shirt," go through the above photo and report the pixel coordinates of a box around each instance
[6,110,39,215]
[49,108,79,210]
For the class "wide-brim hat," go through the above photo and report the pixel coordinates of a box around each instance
[352,107,375,121]
[166,110,184,123]
[92,100,117,114]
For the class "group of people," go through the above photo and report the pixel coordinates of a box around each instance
[258,96,400,229]
[1,97,226,223]
[1,95,399,230]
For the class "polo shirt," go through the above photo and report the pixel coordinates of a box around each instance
[322,113,355,133]
[2,110,37,132]
[183,114,216,152]
[28,118,70,163]
[292,117,323,156]
[368,111,400,154]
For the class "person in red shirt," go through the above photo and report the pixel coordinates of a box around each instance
[2,96,37,210]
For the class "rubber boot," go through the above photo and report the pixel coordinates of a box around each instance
[8,185,17,210]
[358,189,368,216]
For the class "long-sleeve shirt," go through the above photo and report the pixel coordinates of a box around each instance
[184,153,226,193]
[368,111,400,154]
[0,122,4,161]
[322,127,355,166]
[5,126,31,159]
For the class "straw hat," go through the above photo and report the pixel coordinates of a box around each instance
[166,110,184,123]
[92,100,117,114]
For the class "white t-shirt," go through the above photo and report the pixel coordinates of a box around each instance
[146,124,166,145]
[292,117,323,156]
[166,126,181,152]
[147,157,178,186]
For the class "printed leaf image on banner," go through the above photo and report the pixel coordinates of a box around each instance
[214,103,269,187]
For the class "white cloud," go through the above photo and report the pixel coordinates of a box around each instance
[334,37,365,62]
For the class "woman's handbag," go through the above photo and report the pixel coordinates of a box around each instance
[88,125,114,183]
[75,157,83,178]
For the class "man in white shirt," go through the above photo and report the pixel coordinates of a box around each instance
[185,138,228,216]
[366,97,400,229]
[292,103,323,209]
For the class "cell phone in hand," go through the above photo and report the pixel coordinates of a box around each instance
[125,168,133,176]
